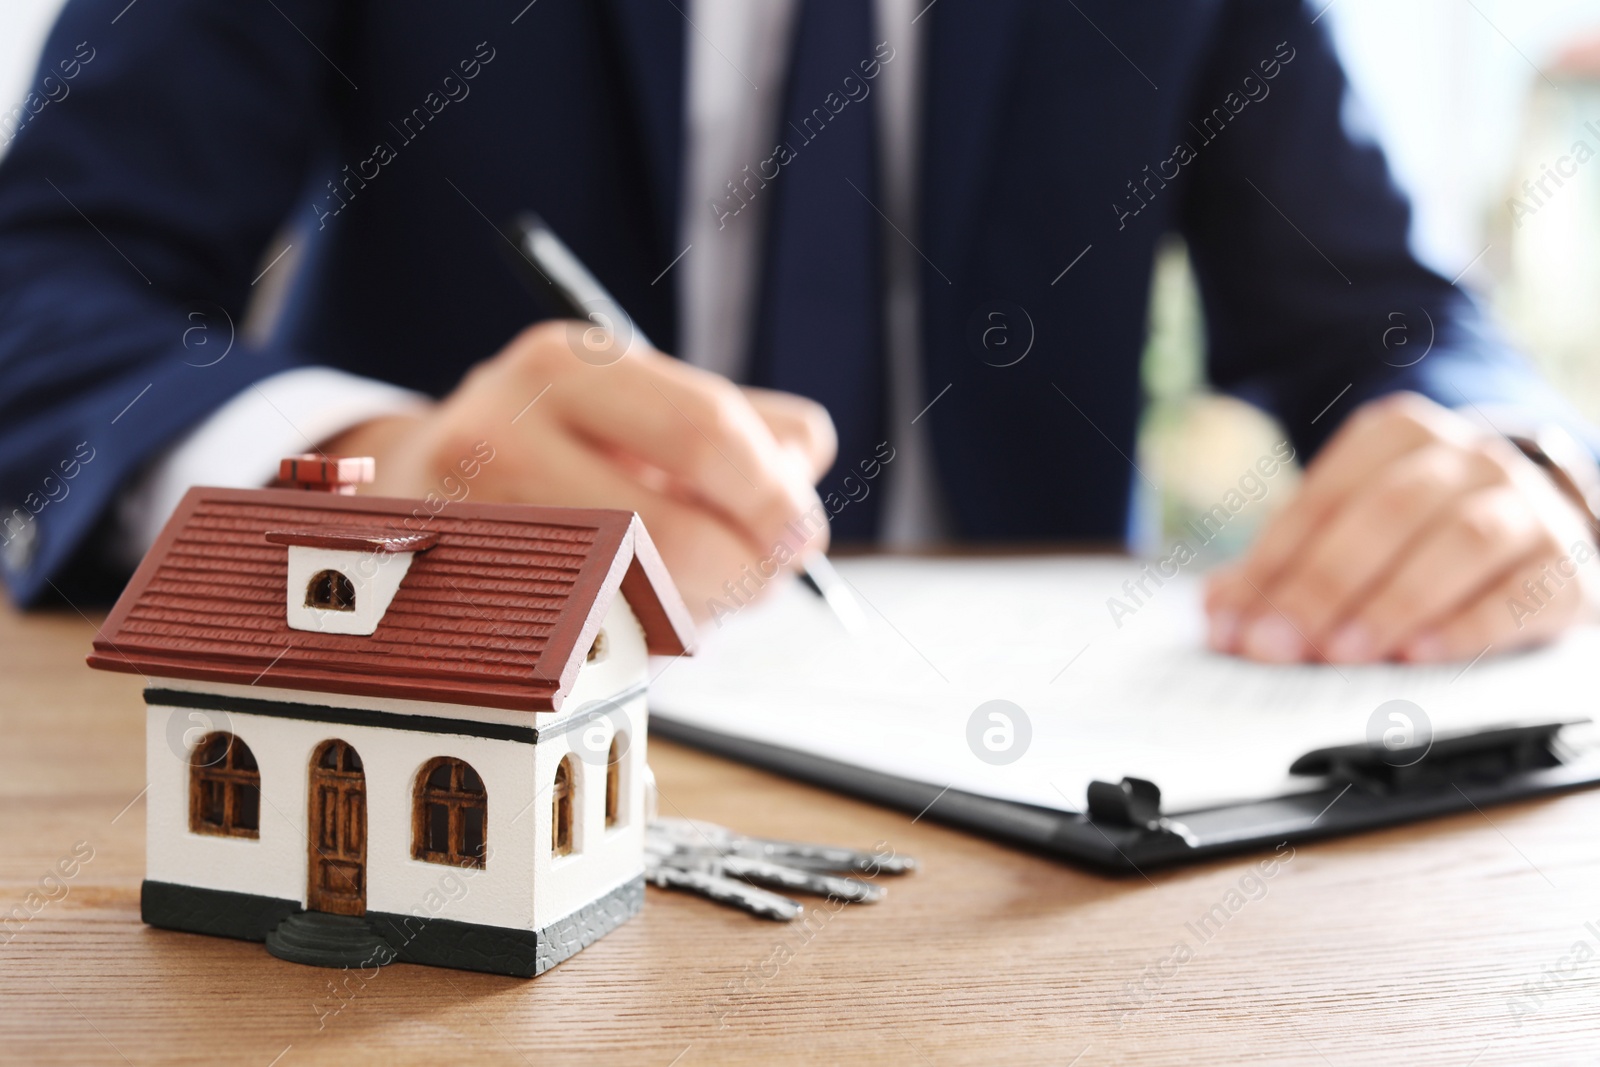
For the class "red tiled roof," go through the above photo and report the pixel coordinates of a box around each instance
[87,488,694,712]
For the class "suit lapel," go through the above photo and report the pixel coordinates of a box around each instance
[606,0,687,254]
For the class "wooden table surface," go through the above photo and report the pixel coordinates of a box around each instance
[5,601,1600,1066]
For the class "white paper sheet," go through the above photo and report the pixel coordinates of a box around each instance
[651,556,1598,813]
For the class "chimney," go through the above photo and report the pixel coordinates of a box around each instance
[278,454,375,495]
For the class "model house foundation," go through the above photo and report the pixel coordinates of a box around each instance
[87,457,693,977]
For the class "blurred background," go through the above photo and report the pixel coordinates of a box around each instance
[1143,0,1600,556]
[4,0,1599,557]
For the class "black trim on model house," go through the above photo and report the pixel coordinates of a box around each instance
[144,685,647,745]
[141,876,645,978]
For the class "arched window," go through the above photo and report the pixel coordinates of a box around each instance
[605,734,626,828]
[413,758,486,869]
[306,569,355,611]
[553,756,576,856]
[190,732,260,838]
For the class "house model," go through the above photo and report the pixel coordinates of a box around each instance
[86,456,693,977]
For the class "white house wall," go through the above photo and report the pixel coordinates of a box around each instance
[529,689,649,928]
[145,708,540,930]
[564,594,650,710]
[144,586,654,934]
[532,593,652,927]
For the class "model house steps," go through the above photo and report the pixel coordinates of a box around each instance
[265,911,394,969]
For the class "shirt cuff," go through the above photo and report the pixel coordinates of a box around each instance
[113,367,430,568]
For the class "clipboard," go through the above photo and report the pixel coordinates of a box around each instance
[648,555,1600,875]
[653,715,1600,874]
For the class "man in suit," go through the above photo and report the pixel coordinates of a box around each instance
[0,0,1594,663]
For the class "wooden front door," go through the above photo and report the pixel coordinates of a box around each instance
[307,740,366,916]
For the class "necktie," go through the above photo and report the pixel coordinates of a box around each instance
[748,0,884,540]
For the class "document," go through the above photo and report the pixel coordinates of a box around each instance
[650,556,1597,814]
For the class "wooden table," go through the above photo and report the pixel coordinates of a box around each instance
[5,601,1599,1066]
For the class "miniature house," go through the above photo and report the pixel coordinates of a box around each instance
[86,459,693,977]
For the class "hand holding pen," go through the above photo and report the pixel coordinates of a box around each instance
[320,238,843,624]
[504,213,865,633]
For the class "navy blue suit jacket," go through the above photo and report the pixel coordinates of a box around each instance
[0,0,1584,605]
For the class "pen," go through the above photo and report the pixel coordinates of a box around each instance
[505,212,867,635]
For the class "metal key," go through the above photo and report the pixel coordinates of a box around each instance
[643,817,916,921]
[651,818,918,875]
[642,863,803,921]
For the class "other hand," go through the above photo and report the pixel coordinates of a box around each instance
[1205,393,1596,664]
[321,321,837,620]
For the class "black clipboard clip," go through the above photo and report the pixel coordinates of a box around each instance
[1072,719,1593,873]
[1288,719,1585,795]
[1086,777,1199,848]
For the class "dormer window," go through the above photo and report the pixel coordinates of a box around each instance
[307,569,356,611]
[265,527,438,636]
[587,629,608,663]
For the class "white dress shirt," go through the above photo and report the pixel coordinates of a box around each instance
[117,0,947,561]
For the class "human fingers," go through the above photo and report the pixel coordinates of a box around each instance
[1322,484,1549,662]
[1250,443,1504,651]
[502,326,825,558]
[1213,394,1459,626]
[1398,544,1589,662]
[739,385,838,483]
[469,424,770,619]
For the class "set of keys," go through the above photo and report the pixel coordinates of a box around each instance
[644,817,918,921]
